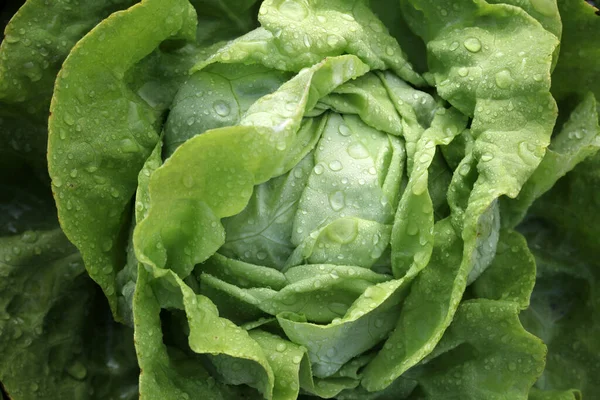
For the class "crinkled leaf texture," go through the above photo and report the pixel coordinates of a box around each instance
[14,0,597,399]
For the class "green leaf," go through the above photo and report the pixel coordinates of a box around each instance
[190,0,260,34]
[164,63,291,155]
[218,137,316,269]
[199,264,391,324]
[390,106,466,278]
[361,218,461,390]
[249,330,310,400]
[286,113,404,269]
[194,0,424,85]
[528,387,582,400]
[0,0,137,170]
[413,299,546,400]
[361,0,559,390]
[502,93,600,228]
[0,176,138,400]
[551,0,600,103]
[47,0,198,317]
[519,220,600,399]
[472,230,536,310]
[134,266,260,400]
[277,277,409,379]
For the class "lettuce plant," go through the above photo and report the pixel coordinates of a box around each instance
[0,0,599,399]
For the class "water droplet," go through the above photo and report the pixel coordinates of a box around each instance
[292,355,302,364]
[406,220,419,236]
[458,67,469,77]
[338,124,351,136]
[66,361,87,380]
[495,69,513,89]
[313,164,325,175]
[481,152,494,162]
[369,21,383,33]
[256,251,267,260]
[102,240,113,252]
[385,46,395,56]
[328,191,345,211]
[53,177,63,187]
[326,348,337,358]
[70,169,78,178]
[21,231,38,243]
[63,113,75,126]
[183,175,194,188]
[328,160,342,171]
[326,35,339,47]
[411,179,427,195]
[449,41,459,51]
[213,100,231,117]
[4,35,20,44]
[347,143,369,159]
[317,15,327,23]
[326,219,358,244]
[419,153,432,163]
[120,138,138,153]
[463,37,482,53]
[110,187,120,198]
[276,343,287,352]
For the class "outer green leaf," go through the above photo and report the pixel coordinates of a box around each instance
[190,0,260,34]
[502,93,600,228]
[519,221,600,399]
[0,228,90,400]
[134,266,260,400]
[0,0,135,113]
[528,388,581,400]
[471,230,536,310]
[194,0,423,85]
[47,0,198,316]
[0,176,138,400]
[551,0,600,102]
[413,299,546,400]
[0,0,136,170]
[489,0,561,40]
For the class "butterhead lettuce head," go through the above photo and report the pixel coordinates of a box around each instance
[0,0,599,399]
